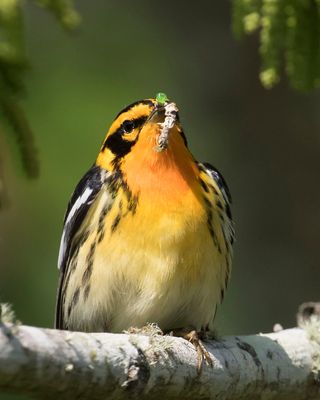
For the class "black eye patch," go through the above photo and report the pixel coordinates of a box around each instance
[119,116,147,135]
[102,116,147,157]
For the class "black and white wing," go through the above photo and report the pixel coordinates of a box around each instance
[198,160,234,249]
[55,165,107,328]
[202,162,231,205]
[198,161,235,302]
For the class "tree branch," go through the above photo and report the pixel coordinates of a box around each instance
[0,321,320,399]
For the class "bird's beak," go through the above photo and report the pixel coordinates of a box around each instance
[147,101,179,152]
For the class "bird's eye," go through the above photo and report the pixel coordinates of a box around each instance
[122,120,135,134]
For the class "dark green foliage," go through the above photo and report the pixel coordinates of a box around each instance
[232,0,320,91]
[34,0,81,30]
[0,0,80,207]
[1,97,39,178]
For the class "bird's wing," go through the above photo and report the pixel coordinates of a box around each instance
[197,161,234,299]
[198,161,233,220]
[200,162,232,206]
[55,165,110,329]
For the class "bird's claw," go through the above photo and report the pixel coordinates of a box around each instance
[184,330,213,372]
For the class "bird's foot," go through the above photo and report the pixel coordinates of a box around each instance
[170,327,213,372]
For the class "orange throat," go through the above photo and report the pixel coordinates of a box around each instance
[121,131,199,204]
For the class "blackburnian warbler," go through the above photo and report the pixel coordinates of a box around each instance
[55,94,234,367]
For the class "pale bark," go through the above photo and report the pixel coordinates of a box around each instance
[0,321,320,399]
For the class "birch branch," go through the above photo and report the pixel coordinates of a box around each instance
[1,318,320,400]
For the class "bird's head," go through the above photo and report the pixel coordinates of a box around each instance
[96,93,189,167]
[96,94,196,195]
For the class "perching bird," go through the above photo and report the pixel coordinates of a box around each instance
[55,93,234,367]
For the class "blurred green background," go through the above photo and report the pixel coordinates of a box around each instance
[0,1,320,398]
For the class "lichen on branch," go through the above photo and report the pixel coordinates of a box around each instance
[0,319,320,399]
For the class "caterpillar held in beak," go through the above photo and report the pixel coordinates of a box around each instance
[154,101,179,152]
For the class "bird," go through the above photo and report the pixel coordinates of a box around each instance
[55,93,234,368]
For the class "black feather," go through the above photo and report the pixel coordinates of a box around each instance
[55,165,105,329]
[201,162,232,204]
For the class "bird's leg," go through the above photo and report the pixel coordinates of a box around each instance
[169,327,213,372]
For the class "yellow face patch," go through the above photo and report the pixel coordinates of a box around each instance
[96,100,155,170]
[108,101,155,139]
[96,98,187,173]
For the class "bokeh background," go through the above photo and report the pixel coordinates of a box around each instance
[0,1,319,398]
